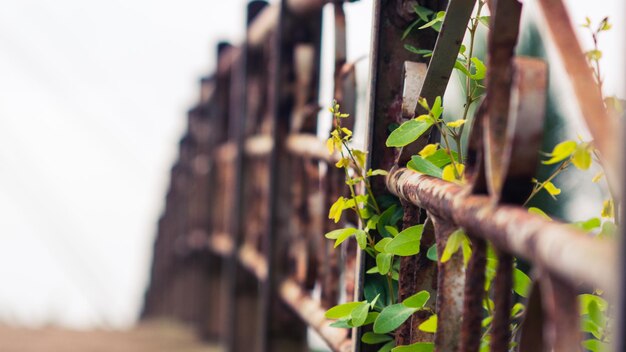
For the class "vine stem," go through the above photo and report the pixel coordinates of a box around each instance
[434,122,461,179]
[455,0,484,163]
[523,160,570,206]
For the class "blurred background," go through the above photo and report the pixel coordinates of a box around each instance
[0,0,622,334]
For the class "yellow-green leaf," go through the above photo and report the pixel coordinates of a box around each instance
[440,229,466,263]
[325,301,362,319]
[329,197,346,222]
[326,138,335,154]
[335,157,350,168]
[353,149,367,168]
[418,143,439,158]
[325,228,359,248]
[572,145,592,170]
[418,315,437,333]
[446,119,466,128]
[592,171,604,183]
[442,163,464,182]
[528,207,552,221]
[542,141,576,165]
[543,181,561,197]
[601,199,614,218]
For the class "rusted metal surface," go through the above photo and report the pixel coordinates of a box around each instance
[395,204,437,346]
[142,0,622,351]
[484,0,522,200]
[518,282,545,352]
[359,1,442,349]
[432,215,465,351]
[286,133,340,162]
[490,252,513,352]
[459,237,485,352]
[386,168,617,293]
[279,279,352,352]
[539,271,582,352]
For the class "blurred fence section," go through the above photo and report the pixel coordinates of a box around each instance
[141,0,621,351]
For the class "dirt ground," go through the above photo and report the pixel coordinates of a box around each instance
[0,320,222,352]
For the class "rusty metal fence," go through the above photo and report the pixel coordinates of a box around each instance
[141,0,622,351]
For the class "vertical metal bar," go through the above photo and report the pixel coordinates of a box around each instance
[359,1,443,349]
[618,101,626,352]
[431,215,465,351]
[539,272,582,352]
[489,252,512,352]
[321,165,342,308]
[225,3,269,352]
[518,282,545,352]
[459,237,486,352]
[395,205,437,345]
[261,1,322,351]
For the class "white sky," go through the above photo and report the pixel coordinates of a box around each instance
[0,0,621,330]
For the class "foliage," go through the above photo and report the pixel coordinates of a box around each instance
[324,6,616,352]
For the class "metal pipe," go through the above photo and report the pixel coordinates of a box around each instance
[279,279,352,352]
[386,168,617,294]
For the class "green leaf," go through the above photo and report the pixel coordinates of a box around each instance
[579,294,608,315]
[385,226,399,237]
[470,57,486,80]
[440,229,467,263]
[377,205,402,237]
[511,302,525,317]
[418,314,437,333]
[413,4,433,22]
[325,228,359,248]
[419,11,445,30]
[373,304,418,334]
[325,301,361,319]
[385,225,424,256]
[365,312,380,325]
[375,238,393,253]
[477,16,490,27]
[351,301,371,327]
[402,19,421,40]
[426,244,438,261]
[379,341,395,352]
[581,315,602,339]
[588,300,606,327]
[513,268,531,298]
[431,96,443,119]
[543,140,577,165]
[454,60,471,77]
[364,276,389,310]
[370,294,381,309]
[572,218,601,231]
[425,149,459,168]
[402,290,430,309]
[355,229,368,250]
[404,45,433,57]
[392,342,434,352]
[408,156,443,178]
[386,119,433,147]
[329,319,352,328]
[582,339,607,352]
[362,332,393,345]
[376,253,393,275]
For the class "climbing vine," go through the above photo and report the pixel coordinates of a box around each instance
[323,5,616,352]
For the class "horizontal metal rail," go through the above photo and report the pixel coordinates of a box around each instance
[386,167,617,294]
